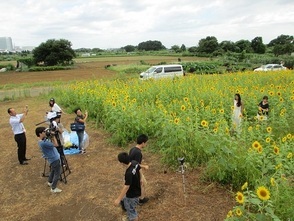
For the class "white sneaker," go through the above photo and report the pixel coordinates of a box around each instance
[121,215,128,221]
[47,182,52,187]
[51,188,62,193]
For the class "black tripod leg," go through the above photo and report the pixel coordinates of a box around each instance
[42,158,47,177]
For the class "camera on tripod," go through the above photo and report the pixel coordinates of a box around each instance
[178,157,185,165]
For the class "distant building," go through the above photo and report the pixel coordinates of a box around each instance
[0,37,13,51]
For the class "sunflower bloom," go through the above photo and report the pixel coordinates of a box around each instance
[201,120,208,127]
[236,192,244,204]
[266,137,271,143]
[266,127,272,133]
[235,207,242,216]
[174,118,180,125]
[226,210,233,218]
[181,105,186,111]
[273,146,279,155]
[252,141,261,150]
[219,109,224,114]
[270,178,275,187]
[275,163,282,170]
[241,182,248,190]
[287,133,292,139]
[287,152,293,159]
[256,186,270,201]
[258,146,263,153]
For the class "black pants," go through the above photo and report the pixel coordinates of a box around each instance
[14,133,26,164]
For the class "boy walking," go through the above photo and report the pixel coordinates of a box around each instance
[129,134,149,204]
[114,152,141,221]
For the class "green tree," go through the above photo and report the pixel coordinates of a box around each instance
[33,39,76,66]
[188,46,197,53]
[171,45,181,53]
[197,36,219,54]
[123,45,136,52]
[251,37,266,54]
[137,40,166,51]
[180,44,186,51]
[235,40,252,53]
[269,35,294,55]
[219,40,237,52]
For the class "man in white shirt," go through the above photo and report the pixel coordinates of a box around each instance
[8,106,30,165]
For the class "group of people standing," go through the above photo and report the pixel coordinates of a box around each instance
[8,98,88,193]
[7,97,150,220]
[232,93,269,131]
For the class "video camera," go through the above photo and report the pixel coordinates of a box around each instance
[178,157,185,165]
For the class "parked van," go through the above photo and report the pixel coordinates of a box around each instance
[139,64,184,80]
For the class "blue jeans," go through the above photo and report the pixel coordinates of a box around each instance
[123,197,139,221]
[76,130,84,150]
[48,159,61,189]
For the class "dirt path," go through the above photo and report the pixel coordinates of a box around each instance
[1,97,234,221]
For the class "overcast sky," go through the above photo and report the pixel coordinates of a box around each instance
[1,0,293,49]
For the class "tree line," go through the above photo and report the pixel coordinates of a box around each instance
[8,34,294,67]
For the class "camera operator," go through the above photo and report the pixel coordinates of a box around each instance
[49,113,64,149]
[35,127,62,193]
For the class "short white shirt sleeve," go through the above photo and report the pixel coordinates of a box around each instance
[9,114,25,135]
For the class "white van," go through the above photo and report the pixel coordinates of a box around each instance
[139,64,184,80]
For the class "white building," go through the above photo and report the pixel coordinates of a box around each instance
[0,37,13,51]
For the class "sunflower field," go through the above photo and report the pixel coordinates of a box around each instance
[54,70,293,220]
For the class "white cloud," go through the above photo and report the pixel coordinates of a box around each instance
[0,0,293,49]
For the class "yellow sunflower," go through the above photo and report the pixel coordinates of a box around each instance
[287,133,292,139]
[266,127,272,133]
[174,118,180,125]
[252,141,261,150]
[241,182,248,190]
[273,146,280,155]
[236,192,244,204]
[181,105,186,111]
[201,120,208,127]
[287,152,293,159]
[270,177,275,187]
[256,186,270,201]
[219,108,225,114]
[235,207,242,217]
[226,210,233,218]
[258,146,263,153]
[266,137,271,143]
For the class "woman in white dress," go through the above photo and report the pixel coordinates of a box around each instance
[232,93,244,130]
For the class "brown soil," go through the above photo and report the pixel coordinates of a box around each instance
[0,59,234,221]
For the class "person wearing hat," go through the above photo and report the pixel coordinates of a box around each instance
[49,98,63,114]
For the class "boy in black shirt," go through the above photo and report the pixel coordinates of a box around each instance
[114,152,141,221]
[129,134,149,204]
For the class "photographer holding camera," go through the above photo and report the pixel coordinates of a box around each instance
[8,105,30,165]
[35,127,62,193]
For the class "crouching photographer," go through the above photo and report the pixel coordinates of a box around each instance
[35,127,62,193]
